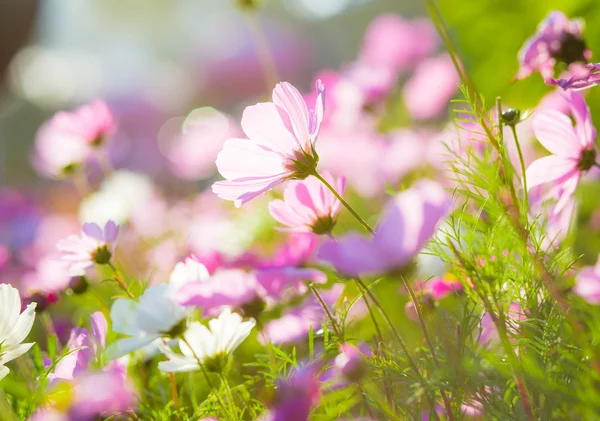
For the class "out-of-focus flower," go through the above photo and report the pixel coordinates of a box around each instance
[47,312,107,385]
[359,14,438,73]
[107,278,191,358]
[158,308,255,373]
[574,254,600,304]
[526,90,596,216]
[426,274,463,300]
[164,107,240,180]
[22,256,73,297]
[318,180,450,277]
[169,257,210,292]
[256,267,327,301]
[33,100,115,177]
[79,171,154,226]
[68,369,136,419]
[334,343,370,383]
[57,221,119,276]
[268,174,345,234]
[403,54,459,120]
[261,284,343,345]
[175,269,261,316]
[548,62,600,90]
[517,11,590,81]
[478,303,526,347]
[0,284,36,380]
[266,366,321,421]
[212,81,324,207]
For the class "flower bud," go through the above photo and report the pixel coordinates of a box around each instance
[69,276,89,294]
[334,343,369,383]
[500,108,521,127]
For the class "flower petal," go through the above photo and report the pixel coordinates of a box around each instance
[533,111,581,158]
[525,155,577,191]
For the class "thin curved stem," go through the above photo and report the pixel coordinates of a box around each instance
[107,262,134,298]
[510,125,528,213]
[309,283,342,339]
[312,171,375,236]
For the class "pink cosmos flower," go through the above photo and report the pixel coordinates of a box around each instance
[517,11,590,81]
[548,62,600,91]
[268,173,345,234]
[525,90,596,215]
[33,100,116,177]
[56,221,119,276]
[47,312,106,386]
[212,81,325,207]
[574,254,600,304]
[256,267,327,301]
[426,274,464,300]
[318,180,450,277]
[403,54,459,121]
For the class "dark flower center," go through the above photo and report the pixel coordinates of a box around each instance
[311,215,336,235]
[552,33,588,65]
[203,352,229,373]
[578,148,597,171]
[91,245,112,265]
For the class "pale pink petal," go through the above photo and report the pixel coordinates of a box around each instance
[212,174,287,208]
[525,155,577,190]
[81,223,104,241]
[272,82,311,150]
[533,111,581,158]
[241,103,300,154]
[215,138,289,180]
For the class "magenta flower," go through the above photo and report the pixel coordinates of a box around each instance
[267,366,321,421]
[33,100,116,177]
[268,173,345,234]
[318,180,450,277]
[526,90,596,214]
[212,81,325,207]
[56,221,119,276]
[548,62,600,91]
[426,274,463,300]
[517,11,590,81]
[574,254,600,304]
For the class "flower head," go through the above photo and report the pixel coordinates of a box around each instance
[212,80,325,207]
[0,284,36,381]
[517,11,590,81]
[107,278,191,358]
[318,180,449,277]
[158,307,255,373]
[57,221,119,276]
[33,100,115,177]
[526,90,596,215]
[267,366,321,421]
[334,343,370,383]
[268,173,344,234]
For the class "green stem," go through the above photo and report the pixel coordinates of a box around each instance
[107,262,134,298]
[312,171,375,236]
[354,279,383,345]
[354,277,440,420]
[180,337,233,421]
[510,125,529,211]
[309,283,342,339]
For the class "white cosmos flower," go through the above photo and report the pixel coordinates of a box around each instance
[158,307,255,373]
[107,286,190,359]
[168,257,210,293]
[0,284,37,380]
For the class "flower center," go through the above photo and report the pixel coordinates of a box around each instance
[284,147,319,180]
[553,33,588,65]
[91,245,112,265]
[578,148,597,171]
[203,352,229,373]
[311,215,336,235]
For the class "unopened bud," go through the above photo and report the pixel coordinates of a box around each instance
[500,108,521,127]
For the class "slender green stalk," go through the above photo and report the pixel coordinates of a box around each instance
[403,278,456,421]
[180,337,234,421]
[312,170,375,235]
[107,262,135,298]
[510,125,528,211]
[354,279,384,345]
[309,283,342,339]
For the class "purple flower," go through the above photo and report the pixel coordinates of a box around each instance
[517,11,590,81]
[574,254,600,304]
[548,62,600,91]
[318,180,449,277]
[333,343,370,383]
[56,221,119,276]
[267,366,321,421]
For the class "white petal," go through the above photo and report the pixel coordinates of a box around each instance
[0,284,21,341]
[158,360,199,373]
[0,365,9,380]
[105,336,157,359]
[0,342,34,365]
[110,298,140,336]
[4,303,36,347]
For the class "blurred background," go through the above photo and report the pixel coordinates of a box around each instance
[1,0,599,186]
